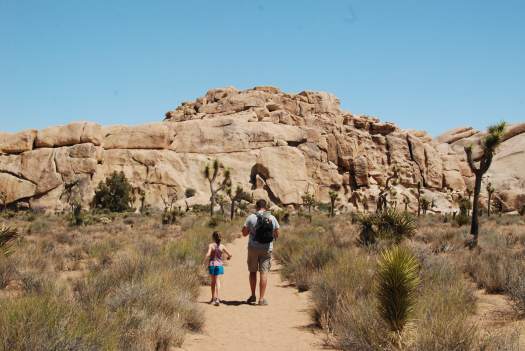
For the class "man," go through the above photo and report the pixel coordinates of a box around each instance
[242,199,280,306]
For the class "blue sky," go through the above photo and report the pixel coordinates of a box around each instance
[1,0,524,136]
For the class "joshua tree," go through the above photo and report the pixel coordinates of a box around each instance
[160,187,178,224]
[486,182,495,217]
[131,186,146,214]
[420,197,431,215]
[376,246,420,346]
[203,159,231,217]
[464,122,506,247]
[328,190,339,217]
[225,185,251,220]
[402,195,410,212]
[416,181,422,217]
[301,192,316,222]
[377,168,398,213]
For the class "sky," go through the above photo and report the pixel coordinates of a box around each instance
[1,0,524,136]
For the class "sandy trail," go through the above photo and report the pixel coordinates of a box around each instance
[180,235,327,351]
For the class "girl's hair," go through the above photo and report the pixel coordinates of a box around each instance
[212,231,222,245]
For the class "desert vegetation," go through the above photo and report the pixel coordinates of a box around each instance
[0,200,242,350]
[275,211,524,350]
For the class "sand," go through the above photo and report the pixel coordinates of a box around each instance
[180,235,327,351]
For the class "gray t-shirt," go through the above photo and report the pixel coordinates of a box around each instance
[245,211,280,252]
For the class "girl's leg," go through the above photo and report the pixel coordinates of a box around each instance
[210,275,216,301]
[215,276,221,301]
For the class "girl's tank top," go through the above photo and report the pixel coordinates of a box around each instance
[209,243,223,267]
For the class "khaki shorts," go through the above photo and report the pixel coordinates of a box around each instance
[247,247,272,273]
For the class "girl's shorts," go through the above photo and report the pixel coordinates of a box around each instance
[208,266,224,276]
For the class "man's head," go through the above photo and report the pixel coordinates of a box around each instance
[255,199,267,210]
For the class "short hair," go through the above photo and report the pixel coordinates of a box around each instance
[255,199,267,210]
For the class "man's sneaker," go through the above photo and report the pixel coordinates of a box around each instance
[214,298,220,306]
[246,295,257,304]
[258,299,269,306]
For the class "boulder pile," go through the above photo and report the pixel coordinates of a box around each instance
[1,86,523,213]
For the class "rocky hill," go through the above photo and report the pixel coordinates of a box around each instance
[1,86,523,213]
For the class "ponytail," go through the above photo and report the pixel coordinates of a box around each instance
[212,231,222,246]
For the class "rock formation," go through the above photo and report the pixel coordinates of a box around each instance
[1,86,523,213]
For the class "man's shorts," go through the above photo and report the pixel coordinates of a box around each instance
[247,246,272,273]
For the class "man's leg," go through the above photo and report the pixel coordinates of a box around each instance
[258,251,272,304]
[247,247,257,301]
[249,272,257,296]
[259,272,267,300]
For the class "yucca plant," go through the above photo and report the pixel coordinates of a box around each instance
[0,225,19,256]
[328,190,339,217]
[377,208,417,243]
[376,246,420,347]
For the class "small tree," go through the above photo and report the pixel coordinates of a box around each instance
[301,192,316,216]
[161,187,178,224]
[61,179,83,225]
[402,195,410,213]
[420,197,431,215]
[131,186,146,214]
[486,182,495,217]
[464,122,506,247]
[328,190,339,217]
[225,185,251,220]
[204,160,231,217]
[92,171,133,212]
[377,169,398,213]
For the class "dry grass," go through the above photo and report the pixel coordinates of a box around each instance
[275,213,525,351]
[0,210,241,350]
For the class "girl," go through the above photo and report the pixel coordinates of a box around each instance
[205,231,232,306]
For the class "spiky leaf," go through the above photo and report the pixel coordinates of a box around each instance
[376,246,420,333]
[0,225,19,256]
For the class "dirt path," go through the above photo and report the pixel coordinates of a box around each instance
[179,235,327,351]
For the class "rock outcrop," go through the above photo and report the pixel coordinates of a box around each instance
[1,86,523,213]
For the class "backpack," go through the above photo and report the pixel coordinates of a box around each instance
[254,212,274,244]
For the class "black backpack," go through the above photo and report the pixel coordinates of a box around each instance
[254,212,274,244]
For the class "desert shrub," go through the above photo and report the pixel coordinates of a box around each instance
[310,250,375,326]
[185,188,196,198]
[412,256,477,351]
[0,256,18,288]
[0,294,116,351]
[464,248,516,293]
[506,261,525,315]
[357,209,416,246]
[92,171,133,212]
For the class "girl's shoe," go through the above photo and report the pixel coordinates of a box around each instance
[258,299,269,306]
[246,295,257,304]
[214,298,220,306]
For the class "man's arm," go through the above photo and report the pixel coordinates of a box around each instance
[242,225,249,237]
[273,228,280,239]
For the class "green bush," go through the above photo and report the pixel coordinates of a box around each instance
[92,171,133,212]
[357,209,416,246]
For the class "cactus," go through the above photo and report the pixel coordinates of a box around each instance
[464,122,506,247]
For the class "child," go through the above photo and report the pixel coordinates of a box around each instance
[205,231,232,306]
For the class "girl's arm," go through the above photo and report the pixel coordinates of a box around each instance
[222,246,233,260]
[203,244,212,265]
